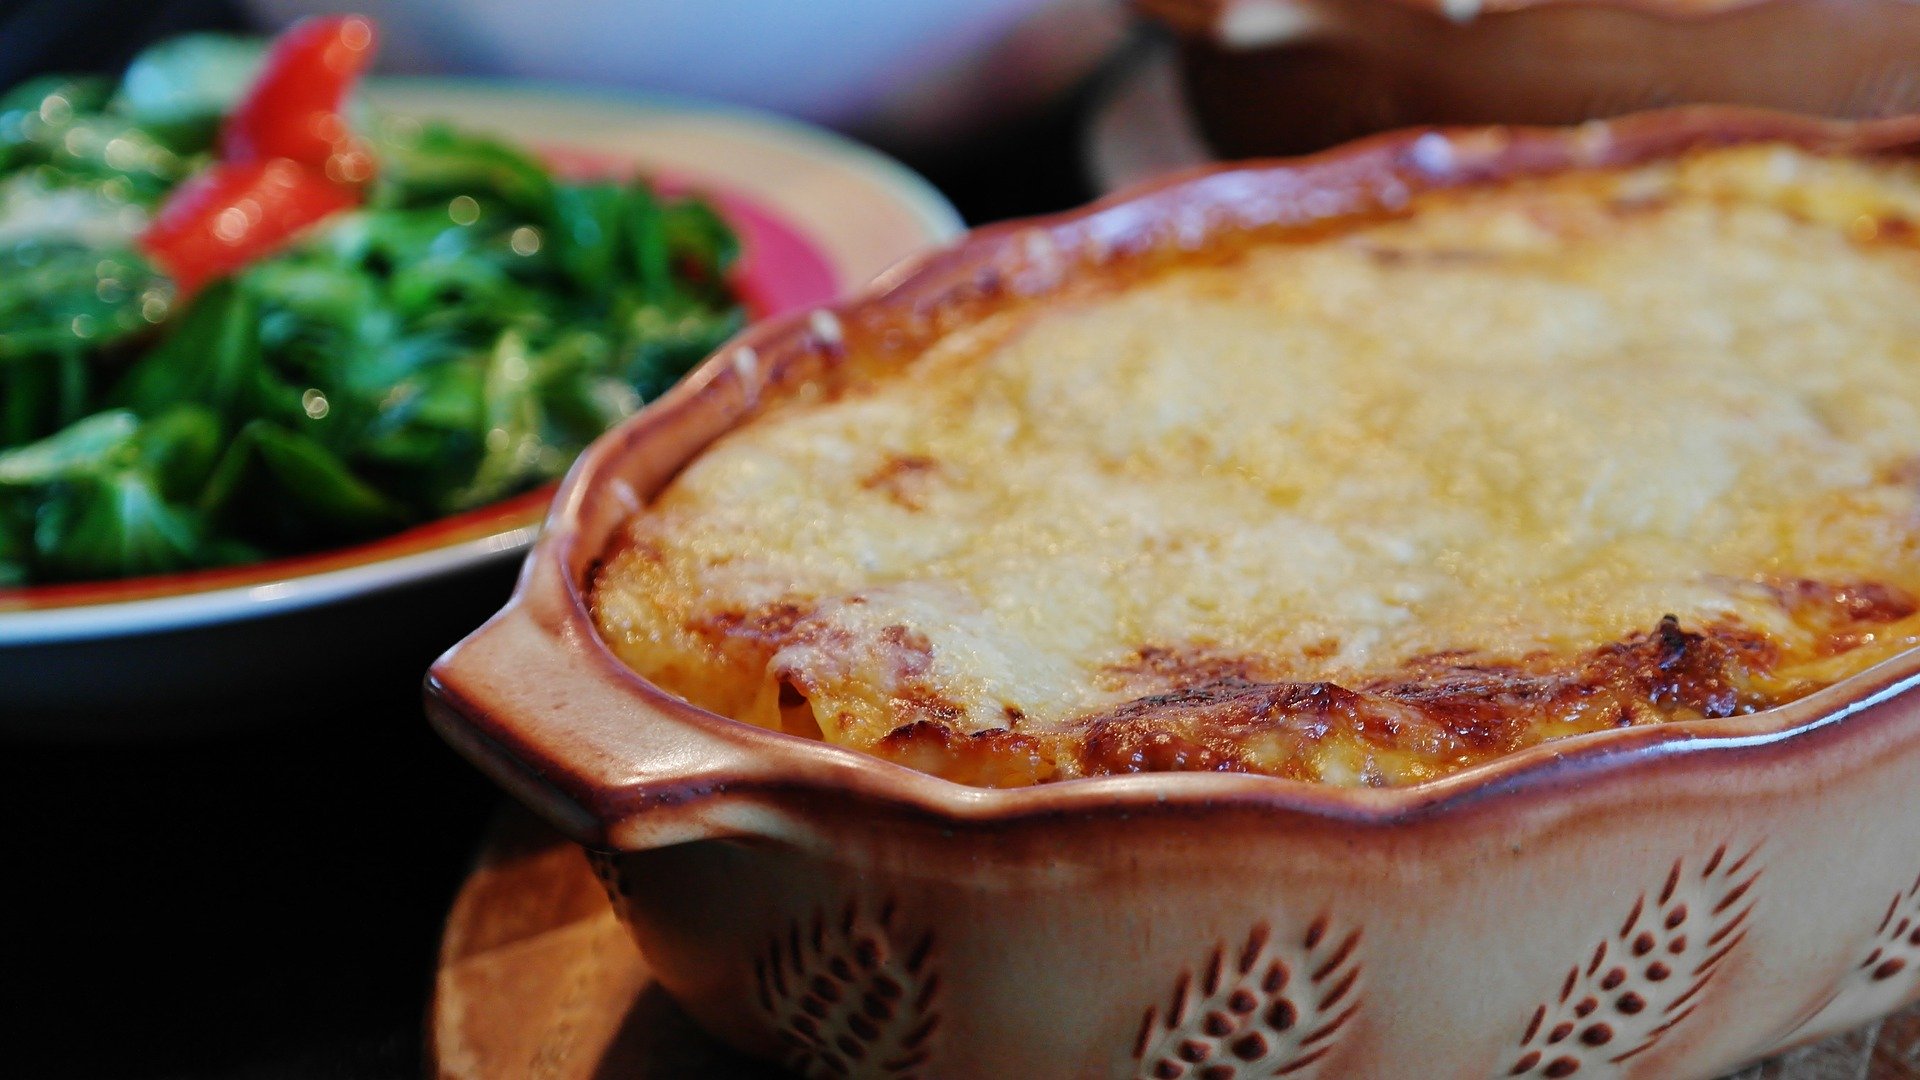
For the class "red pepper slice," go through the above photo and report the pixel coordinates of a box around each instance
[142,160,361,295]
[221,15,378,183]
[140,15,379,296]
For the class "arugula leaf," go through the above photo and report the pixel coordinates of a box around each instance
[114,34,264,149]
[0,77,114,174]
[620,299,745,401]
[552,182,625,297]
[0,78,185,197]
[623,182,672,303]
[33,468,207,579]
[370,121,556,219]
[136,404,223,501]
[0,171,148,248]
[0,483,28,581]
[0,409,138,484]
[0,537,27,586]
[0,76,112,120]
[662,196,739,282]
[110,279,256,419]
[448,330,563,511]
[0,242,167,368]
[244,421,408,530]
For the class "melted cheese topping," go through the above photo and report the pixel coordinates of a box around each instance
[593,145,1920,787]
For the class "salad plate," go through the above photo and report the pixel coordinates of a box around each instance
[0,73,959,731]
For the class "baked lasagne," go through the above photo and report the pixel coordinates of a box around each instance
[591,143,1920,787]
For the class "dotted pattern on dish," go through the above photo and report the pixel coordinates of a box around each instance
[752,898,939,1079]
[1786,866,1920,1041]
[1132,916,1361,1080]
[1508,842,1762,1078]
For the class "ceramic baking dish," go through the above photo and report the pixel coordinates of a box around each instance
[1140,0,1920,157]
[426,108,1920,1078]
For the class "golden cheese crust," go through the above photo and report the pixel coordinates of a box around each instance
[591,144,1920,787]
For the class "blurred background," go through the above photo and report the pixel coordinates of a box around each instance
[0,0,1136,221]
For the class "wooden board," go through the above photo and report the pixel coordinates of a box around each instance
[431,805,1920,1079]
[430,805,779,1079]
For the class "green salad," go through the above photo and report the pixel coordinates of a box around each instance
[0,27,744,586]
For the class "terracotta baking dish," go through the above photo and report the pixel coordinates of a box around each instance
[427,108,1920,1078]
[1140,0,1920,157]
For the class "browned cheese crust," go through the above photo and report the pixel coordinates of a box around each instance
[592,143,1920,787]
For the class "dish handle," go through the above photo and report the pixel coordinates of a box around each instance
[424,552,791,852]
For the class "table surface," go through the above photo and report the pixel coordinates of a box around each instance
[0,6,1097,1078]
